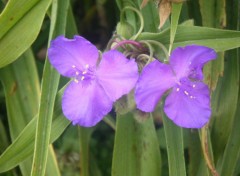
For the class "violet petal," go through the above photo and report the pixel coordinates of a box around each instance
[62,81,113,127]
[48,35,99,77]
[97,50,139,101]
[135,60,175,112]
[170,45,217,80]
[164,80,211,128]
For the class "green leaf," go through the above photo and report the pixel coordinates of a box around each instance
[138,25,240,52]
[112,113,161,176]
[0,49,40,139]
[198,0,216,27]
[138,0,159,32]
[219,94,240,176]
[169,2,182,53]
[0,0,51,68]
[210,50,239,161]
[218,1,240,175]
[78,127,94,176]
[188,131,209,176]
[0,49,40,176]
[162,112,186,176]
[0,49,61,176]
[0,119,9,154]
[199,0,225,90]
[117,1,138,36]
[0,87,70,173]
[31,0,70,175]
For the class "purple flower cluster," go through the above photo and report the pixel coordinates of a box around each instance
[48,36,216,128]
[135,45,216,128]
[48,36,138,127]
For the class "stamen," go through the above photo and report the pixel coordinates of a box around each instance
[72,65,76,68]
[176,88,180,92]
[184,91,189,95]
[81,76,85,81]
[85,64,89,69]
[74,79,79,83]
[76,71,79,75]
[82,70,87,74]
[192,84,196,88]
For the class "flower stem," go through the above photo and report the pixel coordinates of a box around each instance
[200,125,219,176]
[111,40,143,50]
[144,40,169,61]
[120,6,144,40]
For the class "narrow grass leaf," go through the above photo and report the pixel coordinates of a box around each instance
[0,49,40,175]
[0,86,70,173]
[112,113,161,176]
[162,112,186,176]
[211,50,239,161]
[78,127,94,176]
[138,26,240,52]
[30,0,70,175]
[0,49,63,175]
[139,0,159,32]
[169,2,182,53]
[219,93,240,176]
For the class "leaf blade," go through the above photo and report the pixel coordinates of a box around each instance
[0,0,51,68]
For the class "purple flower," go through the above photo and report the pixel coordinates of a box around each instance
[135,45,217,128]
[48,36,139,127]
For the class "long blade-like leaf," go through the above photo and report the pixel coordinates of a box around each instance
[0,87,70,173]
[138,26,240,52]
[112,113,161,176]
[0,0,51,68]
[162,112,186,176]
[31,0,70,175]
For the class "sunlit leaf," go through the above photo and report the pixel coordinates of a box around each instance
[138,25,240,52]
[0,0,51,68]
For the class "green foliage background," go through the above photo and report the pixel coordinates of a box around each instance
[0,0,239,176]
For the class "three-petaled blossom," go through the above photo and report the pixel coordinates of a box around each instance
[135,45,217,128]
[48,36,139,127]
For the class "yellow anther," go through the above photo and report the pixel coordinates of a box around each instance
[184,91,189,95]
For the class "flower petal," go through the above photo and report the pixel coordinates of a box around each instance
[135,60,175,112]
[48,35,99,77]
[170,45,217,80]
[164,80,211,128]
[97,50,139,101]
[62,81,113,127]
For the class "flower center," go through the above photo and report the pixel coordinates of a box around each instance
[175,78,196,99]
[72,64,96,83]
